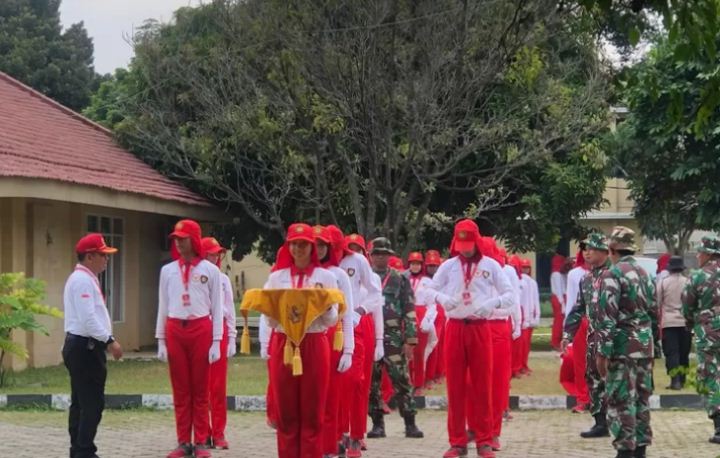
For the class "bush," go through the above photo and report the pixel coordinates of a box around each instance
[0,273,62,386]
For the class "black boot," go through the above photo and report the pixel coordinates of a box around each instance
[668,375,682,390]
[634,445,647,457]
[367,414,386,439]
[709,415,720,444]
[580,413,610,438]
[615,450,633,458]
[404,413,424,438]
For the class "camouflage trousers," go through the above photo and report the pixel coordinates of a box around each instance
[696,348,720,418]
[369,353,416,417]
[586,339,606,416]
[606,357,653,451]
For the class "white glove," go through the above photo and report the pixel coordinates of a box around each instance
[374,339,385,361]
[352,311,361,327]
[227,337,237,358]
[420,315,434,333]
[209,340,221,363]
[260,343,270,360]
[337,352,353,372]
[512,327,522,340]
[157,339,168,362]
[473,297,499,318]
[439,294,461,311]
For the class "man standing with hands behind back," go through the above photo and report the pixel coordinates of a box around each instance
[62,233,123,458]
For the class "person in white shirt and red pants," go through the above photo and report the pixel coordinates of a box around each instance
[431,219,514,458]
[201,237,237,450]
[156,220,224,458]
[63,233,123,458]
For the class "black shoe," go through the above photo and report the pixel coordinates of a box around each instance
[634,445,647,457]
[580,413,610,438]
[667,375,682,390]
[710,415,720,444]
[367,415,386,439]
[404,414,424,438]
[615,450,634,458]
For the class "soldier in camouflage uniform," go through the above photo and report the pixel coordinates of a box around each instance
[563,233,612,439]
[681,234,720,444]
[592,227,658,458]
[366,237,423,439]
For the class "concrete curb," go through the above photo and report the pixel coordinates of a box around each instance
[0,394,707,411]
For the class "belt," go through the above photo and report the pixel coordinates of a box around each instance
[65,333,107,349]
[449,318,487,325]
[167,315,209,327]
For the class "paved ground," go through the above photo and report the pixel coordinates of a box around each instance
[1,409,719,458]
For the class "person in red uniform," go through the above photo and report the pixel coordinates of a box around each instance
[201,237,237,450]
[405,252,438,396]
[156,220,223,458]
[263,223,340,458]
[430,220,514,458]
[550,254,568,351]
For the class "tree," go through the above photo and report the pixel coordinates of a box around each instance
[87,1,611,260]
[0,273,62,387]
[0,0,99,111]
[613,35,720,254]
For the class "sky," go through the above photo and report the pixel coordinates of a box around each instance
[59,0,205,74]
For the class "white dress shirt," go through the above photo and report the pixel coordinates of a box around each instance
[430,255,514,320]
[407,274,438,323]
[155,259,224,341]
[550,271,567,309]
[564,266,587,322]
[221,273,237,338]
[63,264,112,343]
[328,265,355,353]
[340,252,383,315]
[520,274,541,328]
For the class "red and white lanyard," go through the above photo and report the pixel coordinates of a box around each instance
[461,261,479,291]
[292,272,306,289]
[410,275,421,293]
[75,265,105,303]
[381,271,391,290]
[177,260,193,307]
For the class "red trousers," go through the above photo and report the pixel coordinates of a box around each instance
[573,318,590,406]
[521,328,533,371]
[511,330,523,377]
[425,306,446,383]
[445,319,493,447]
[166,317,212,444]
[266,331,278,428]
[209,320,229,440]
[270,332,330,458]
[322,327,343,455]
[551,296,564,349]
[339,315,370,440]
[410,305,429,389]
[489,320,512,439]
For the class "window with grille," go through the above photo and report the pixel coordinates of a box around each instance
[87,215,124,322]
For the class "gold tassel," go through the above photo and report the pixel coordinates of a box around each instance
[284,340,293,366]
[292,346,303,376]
[333,322,344,352]
[240,328,251,355]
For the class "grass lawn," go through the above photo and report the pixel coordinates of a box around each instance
[1,339,697,397]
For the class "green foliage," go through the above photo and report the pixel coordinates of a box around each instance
[613,32,720,252]
[0,0,100,111]
[0,272,62,387]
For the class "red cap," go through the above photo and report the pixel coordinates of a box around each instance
[201,237,225,255]
[450,219,482,256]
[407,251,424,263]
[425,250,442,266]
[75,233,118,255]
[313,225,332,244]
[286,223,316,244]
[169,219,203,260]
[389,256,405,271]
[520,258,531,268]
[271,223,320,272]
[345,234,367,254]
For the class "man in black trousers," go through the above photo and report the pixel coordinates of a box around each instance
[62,233,123,458]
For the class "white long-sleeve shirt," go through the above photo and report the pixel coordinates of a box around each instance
[407,274,438,323]
[430,255,514,320]
[262,266,339,334]
[520,274,541,328]
[328,265,355,353]
[221,273,237,338]
[340,252,383,315]
[369,271,385,340]
[487,268,521,339]
[156,259,224,341]
[564,266,587,321]
[63,264,112,343]
[550,271,567,309]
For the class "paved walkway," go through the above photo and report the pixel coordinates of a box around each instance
[1,409,719,457]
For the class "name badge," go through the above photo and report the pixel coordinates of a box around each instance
[182,292,191,307]
[462,291,472,307]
